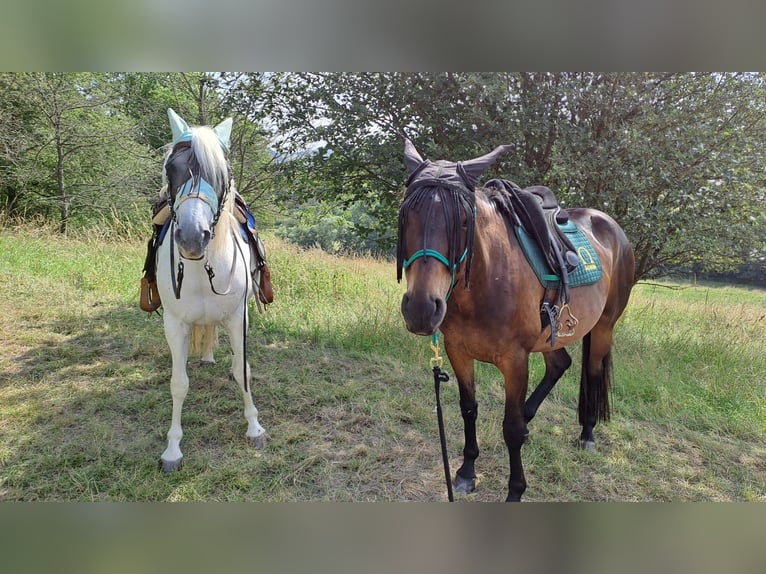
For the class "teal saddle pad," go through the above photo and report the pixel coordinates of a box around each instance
[514,220,603,288]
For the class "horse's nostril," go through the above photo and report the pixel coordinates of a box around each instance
[201,230,211,247]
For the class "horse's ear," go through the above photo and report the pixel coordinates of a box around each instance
[461,144,513,183]
[213,117,233,153]
[168,108,191,145]
[403,137,425,175]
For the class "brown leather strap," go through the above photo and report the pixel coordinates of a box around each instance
[140,277,162,313]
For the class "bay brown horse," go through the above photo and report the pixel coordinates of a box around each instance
[397,139,635,501]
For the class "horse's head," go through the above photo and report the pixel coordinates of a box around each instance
[164,108,233,260]
[397,138,512,335]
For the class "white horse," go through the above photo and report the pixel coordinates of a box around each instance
[155,108,266,472]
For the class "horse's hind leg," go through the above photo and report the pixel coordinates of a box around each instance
[578,328,614,452]
[226,315,266,449]
[524,348,572,423]
[160,318,191,473]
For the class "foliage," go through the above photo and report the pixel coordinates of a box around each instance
[0,72,276,236]
[274,201,391,255]
[0,73,159,234]
[1,72,765,282]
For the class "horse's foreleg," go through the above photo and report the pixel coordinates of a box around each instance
[445,346,478,494]
[524,348,572,423]
[501,352,530,502]
[226,314,266,449]
[160,319,191,472]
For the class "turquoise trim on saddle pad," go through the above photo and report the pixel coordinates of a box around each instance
[514,220,603,288]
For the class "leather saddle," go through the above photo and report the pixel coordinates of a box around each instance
[483,179,579,276]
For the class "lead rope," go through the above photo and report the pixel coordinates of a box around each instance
[430,333,454,502]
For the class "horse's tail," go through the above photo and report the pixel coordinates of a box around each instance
[578,332,612,424]
[190,324,219,358]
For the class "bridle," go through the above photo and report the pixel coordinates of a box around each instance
[165,141,237,300]
[397,176,477,301]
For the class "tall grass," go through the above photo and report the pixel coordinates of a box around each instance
[0,225,764,501]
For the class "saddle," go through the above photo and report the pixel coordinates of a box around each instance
[140,191,273,313]
[483,179,580,345]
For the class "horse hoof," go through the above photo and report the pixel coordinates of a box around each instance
[248,434,267,449]
[199,360,215,368]
[160,457,183,473]
[581,440,597,453]
[453,474,476,494]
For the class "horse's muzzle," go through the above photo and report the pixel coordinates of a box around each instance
[174,226,211,260]
[400,292,446,336]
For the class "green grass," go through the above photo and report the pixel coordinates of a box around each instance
[0,226,764,501]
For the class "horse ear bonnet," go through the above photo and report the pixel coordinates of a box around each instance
[460,144,514,186]
[213,117,233,154]
[168,108,192,147]
[403,138,425,176]
[403,139,512,193]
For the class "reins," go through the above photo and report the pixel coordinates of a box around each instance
[166,218,252,395]
[398,185,476,502]
[167,221,240,299]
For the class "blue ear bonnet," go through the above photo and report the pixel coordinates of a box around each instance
[168,108,232,154]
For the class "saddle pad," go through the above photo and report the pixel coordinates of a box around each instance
[514,220,603,288]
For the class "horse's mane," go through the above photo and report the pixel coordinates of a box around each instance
[162,126,231,196]
[478,182,518,225]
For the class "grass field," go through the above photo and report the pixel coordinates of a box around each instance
[0,226,764,501]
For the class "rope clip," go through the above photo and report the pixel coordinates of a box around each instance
[429,333,444,369]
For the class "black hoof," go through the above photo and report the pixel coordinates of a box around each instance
[248,434,267,449]
[198,360,215,368]
[453,473,476,494]
[160,457,183,473]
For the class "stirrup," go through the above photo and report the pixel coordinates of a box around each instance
[258,264,273,305]
[140,277,162,313]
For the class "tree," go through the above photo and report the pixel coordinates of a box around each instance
[553,73,766,279]
[252,72,766,280]
[0,73,156,235]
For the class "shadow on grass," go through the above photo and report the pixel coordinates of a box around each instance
[1,300,455,501]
